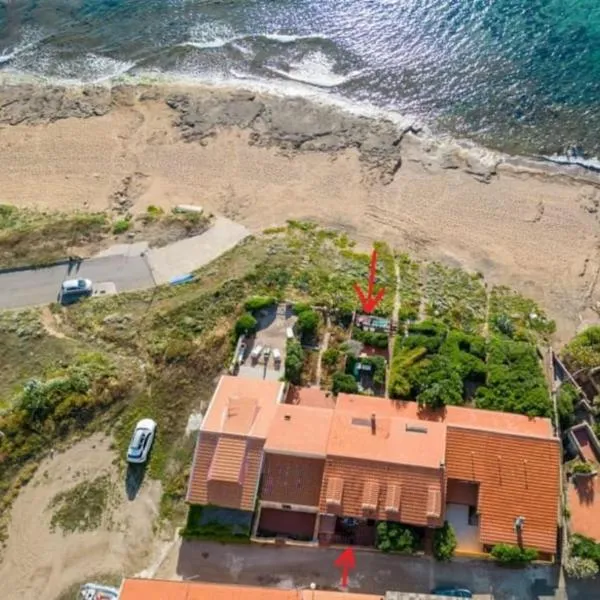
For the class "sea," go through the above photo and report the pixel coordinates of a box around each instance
[0,0,599,169]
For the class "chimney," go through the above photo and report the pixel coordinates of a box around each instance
[371,413,376,435]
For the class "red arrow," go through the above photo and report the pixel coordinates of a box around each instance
[353,248,385,314]
[334,547,356,587]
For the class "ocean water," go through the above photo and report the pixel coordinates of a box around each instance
[0,0,599,165]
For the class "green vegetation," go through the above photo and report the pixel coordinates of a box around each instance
[425,263,487,333]
[389,320,486,407]
[49,474,112,533]
[332,372,359,395]
[397,253,421,322]
[352,327,389,349]
[556,383,579,431]
[112,218,131,234]
[433,521,457,561]
[570,534,600,571]
[296,308,320,335]
[475,338,551,417]
[322,348,341,367]
[489,286,556,341]
[0,204,109,268]
[235,313,258,337]
[180,505,250,543]
[244,295,277,312]
[376,521,420,554]
[564,556,599,579]
[570,460,595,475]
[562,325,600,371]
[490,544,537,564]
[285,340,304,385]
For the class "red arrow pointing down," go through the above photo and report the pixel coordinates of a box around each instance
[354,248,385,314]
[334,547,356,587]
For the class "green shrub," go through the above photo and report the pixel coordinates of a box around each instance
[562,326,600,371]
[332,372,358,395]
[376,521,417,554]
[490,544,537,564]
[322,348,341,367]
[146,205,164,217]
[433,521,457,561]
[297,309,320,334]
[570,534,600,566]
[235,313,258,336]
[112,219,131,234]
[414,355,464,409]
[352,327,389,349]
[564,556,599,579]
[285,340,304,384]
[244,296,276,312]
[557,383,578,431]
[292,302,312,315]
[570,460,595,475]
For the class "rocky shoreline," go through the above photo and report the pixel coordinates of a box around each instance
[1,81,599,189]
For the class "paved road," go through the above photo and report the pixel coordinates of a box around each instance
[0,254,155,310]
[0,218,250,310]
[157,541,597,600]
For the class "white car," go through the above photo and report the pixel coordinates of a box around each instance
[59,278,93,305]
[126,419,157,464]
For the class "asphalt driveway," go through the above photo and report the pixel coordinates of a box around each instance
[162,541,598,600]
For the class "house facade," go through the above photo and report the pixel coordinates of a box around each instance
[187,376,560,559]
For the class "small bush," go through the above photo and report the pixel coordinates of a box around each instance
[570,534,600,565]
[433,521,457,561]
[112,219,131,234]
[147,205,164,217]
[376,521,417,554]
[235,313,258,336]
[556,383,579,431]
[571,460,595,475]
[564,556,599,579]
[244,296,276,312]
[297,309,319,334]
[322,348,341,367]
[293,302,312,315]
[332,372,358,395]
[490,544,537,564]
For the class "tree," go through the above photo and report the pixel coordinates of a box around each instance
[415,355,463,409]
[235,313,257,336]
[562,325,600,371]
[285,340,304,384]
[297,309,320,335]
[556,383,578,431]
[433,521,457,561]
[322,348,340,367]
[332,372,358,395]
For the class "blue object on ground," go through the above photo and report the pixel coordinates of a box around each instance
[169,273,194,285]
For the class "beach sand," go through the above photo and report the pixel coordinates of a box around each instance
[1,83,599,343]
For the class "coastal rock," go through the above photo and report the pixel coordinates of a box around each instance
[0,85,111,125]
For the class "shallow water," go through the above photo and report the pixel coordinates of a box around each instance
[0,0,599,164]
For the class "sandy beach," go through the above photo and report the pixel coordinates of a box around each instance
[1,82,599,343]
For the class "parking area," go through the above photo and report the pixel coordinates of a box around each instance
[237,304,296,381]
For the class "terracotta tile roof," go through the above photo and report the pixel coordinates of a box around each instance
[426,486,442,518]
[260,454,325,506]
[119,579,300,600]
[265,404,333,458]
[209,437,247,483]
[335,394,553,438]
[567,472,600,542]
[286,385,336,409]
[119,579,382,600]
[326,410,446,470]
[187,433,264,511]
[202,376,284,438]
[320,458,445,527]
[445,427,560,554]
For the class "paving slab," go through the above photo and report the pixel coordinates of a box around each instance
[146,217,250,285]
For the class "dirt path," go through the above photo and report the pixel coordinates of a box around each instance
[0,434,162,600]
